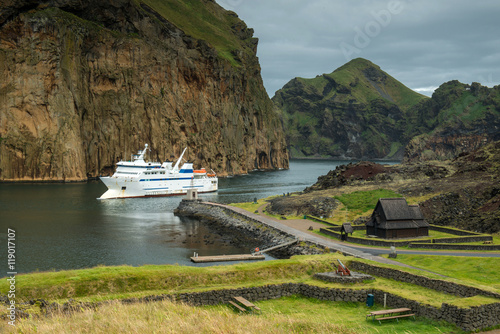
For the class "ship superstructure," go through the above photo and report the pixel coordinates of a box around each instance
[99,145,217,199]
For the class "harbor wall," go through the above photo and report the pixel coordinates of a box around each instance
[174,200,327,258]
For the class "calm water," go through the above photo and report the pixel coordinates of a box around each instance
[0,160,376,274]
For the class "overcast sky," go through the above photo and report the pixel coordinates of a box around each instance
[216,0,500,97]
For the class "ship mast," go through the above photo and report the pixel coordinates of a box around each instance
[173,147,187,170]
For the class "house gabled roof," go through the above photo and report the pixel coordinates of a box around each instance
[379,198,421,221]
[341,223,353,234]
[366,198,429,229]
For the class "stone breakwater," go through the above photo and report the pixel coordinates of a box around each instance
[174,200,327,258]
[28,283,500,332]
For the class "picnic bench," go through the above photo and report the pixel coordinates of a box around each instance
[228,296,261,313]
[366,308,415,324]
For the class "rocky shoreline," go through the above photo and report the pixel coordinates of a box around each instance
[174,200,328,259]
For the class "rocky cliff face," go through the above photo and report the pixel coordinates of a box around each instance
[0,0,288,181]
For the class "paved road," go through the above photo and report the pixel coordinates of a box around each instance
[207,202,500,263]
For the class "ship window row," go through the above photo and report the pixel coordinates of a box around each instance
[143,171,167,175]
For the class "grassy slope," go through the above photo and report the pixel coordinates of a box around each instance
[302,58,427,108]
[334,188,402,217]
[1,254,498,306]
[0,256,332,301]
[278,58,428,158]
[381,254,500,292]
[137,0,248,66]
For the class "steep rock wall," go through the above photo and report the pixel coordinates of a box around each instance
[0,1,288,181]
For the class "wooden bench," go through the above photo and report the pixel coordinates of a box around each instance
[374,313,415,324]
[366,308,415,324]
[229,296,261,313]
[228,300,246,313]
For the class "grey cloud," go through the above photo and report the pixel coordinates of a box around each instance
[217,0,500,97]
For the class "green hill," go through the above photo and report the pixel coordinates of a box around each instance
[273,58,428,159]
[404,80,500,162]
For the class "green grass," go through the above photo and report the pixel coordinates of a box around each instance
[350,229,457,240]
[230,198,268,213]
[382,254,500,293]
[0,296,467,334]
[2,254,499,333]
[0,255,336,302]
[334,189,402,217]
[208,296,465,334]
[137,0,249,66]
[2,253,498,308]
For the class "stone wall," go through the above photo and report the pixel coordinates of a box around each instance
[416,236,493,243]
[429,225,481,236]
[349,261,500,299]
[319,226,492,249]
[320,228,415,247]
[174,283,368,306]
[409,243,500,251]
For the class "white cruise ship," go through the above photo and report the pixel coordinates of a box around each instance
[98,144,218,199]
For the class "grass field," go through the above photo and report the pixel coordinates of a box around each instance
[1,253,499,333]
[0,296,466,334]
[381,254,500,293]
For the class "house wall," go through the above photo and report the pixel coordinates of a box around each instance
[367,227,429,239]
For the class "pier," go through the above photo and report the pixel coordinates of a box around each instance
[190,240,298,263]
[253,239,299,254]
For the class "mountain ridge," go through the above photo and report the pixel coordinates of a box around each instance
[273,58,427,160]
[274,58,499,162]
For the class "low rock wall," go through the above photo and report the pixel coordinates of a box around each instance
[429,225,481,236]
[415,236,492,243]
[320,227,493,249]
[349,261,500,299]
[320,228,415,247]
[409,243,500,250]
[175,283,368,306]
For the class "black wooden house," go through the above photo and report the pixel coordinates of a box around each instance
[366,198,429,239]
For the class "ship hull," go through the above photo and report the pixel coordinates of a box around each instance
[99,175,218,199]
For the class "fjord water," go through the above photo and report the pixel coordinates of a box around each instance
[0,160,379,274]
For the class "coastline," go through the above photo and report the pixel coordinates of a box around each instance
[174,199,328,259]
